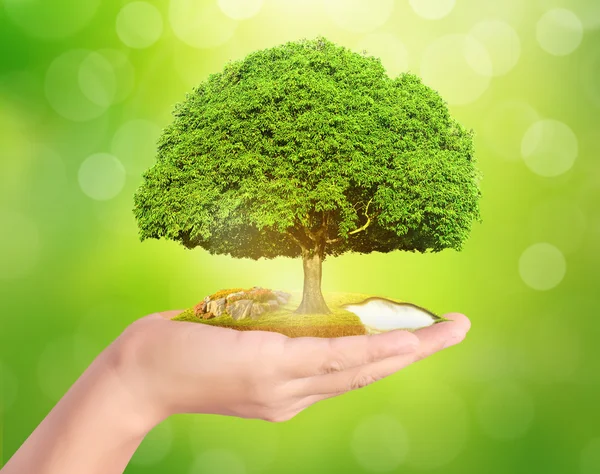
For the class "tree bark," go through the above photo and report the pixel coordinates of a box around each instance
[294,246,331,315]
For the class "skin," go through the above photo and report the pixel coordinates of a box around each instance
[1,310,470,474]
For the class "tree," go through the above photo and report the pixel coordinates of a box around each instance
[133,37,482,315]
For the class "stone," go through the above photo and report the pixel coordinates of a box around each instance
[228,299,254,320]
[250,303,265,320]
[226,291,245,301]
[194,288,291,322]
[276,296,288,305]
[194,301,207,315]
[207,298,226,316]
[273,290,291,302]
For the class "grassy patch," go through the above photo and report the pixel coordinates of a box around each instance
[173,291,388,337]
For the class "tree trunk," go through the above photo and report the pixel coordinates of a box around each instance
[294,246,331,314]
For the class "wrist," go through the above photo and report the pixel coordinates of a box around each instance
[97,342,168,435]
[101,321,173,429]
[1,332,167,474]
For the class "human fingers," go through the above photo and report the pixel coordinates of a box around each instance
[290,313,471,403]
[412,312,471,359]
[281,329,420,379]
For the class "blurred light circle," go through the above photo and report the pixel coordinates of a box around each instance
[111,119,162,176]
[78,52,117,107]
[520,119,578,177]
[96,49,135,104]
[45,50,112,121]
[581,438,600,474]
[351,414,408,472]
[392,380,468,469]
[536,9,583,56]
[528,198,587,255]
[3,0,100,39]
[468,20,521,76]
[420,34,492,106]
[578,3,600,30]
[116,2,164,49]
[0,360,19,413]
[217,0,263,20]
[78,153,126,201]
[323,0,394,33]
[355,33,409,79]
[131,418,173,465]
[169,0,238,49]
[537,0,600,30]
[481,101,539,161]
[0,210,40,279]
[409,0,455,20]
[190,449,246,474]
[518,243,566,291]
[476,380,535,439]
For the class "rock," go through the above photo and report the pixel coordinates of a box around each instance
[250,303,265,320]
[276,296,288,305]
[226,291,245,301]
[194,301,207,315]
[195,288,290,321]
[228,299,254,320]
[266,299,279,310]
[207,298,226,316]
[273,290,291,302]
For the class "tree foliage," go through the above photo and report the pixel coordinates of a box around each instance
[133,37,482,260]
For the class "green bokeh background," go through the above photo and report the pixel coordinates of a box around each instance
[1,0,600,473]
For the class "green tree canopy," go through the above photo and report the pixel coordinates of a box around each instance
[133,37,482,313]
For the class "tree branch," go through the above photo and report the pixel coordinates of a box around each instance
[303,213,319,242]
[321,211,328,240]
[286,230,307,250]
[305,212,331,242]
[326,198,374,244]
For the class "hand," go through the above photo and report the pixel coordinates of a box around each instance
[108,311,471,424]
